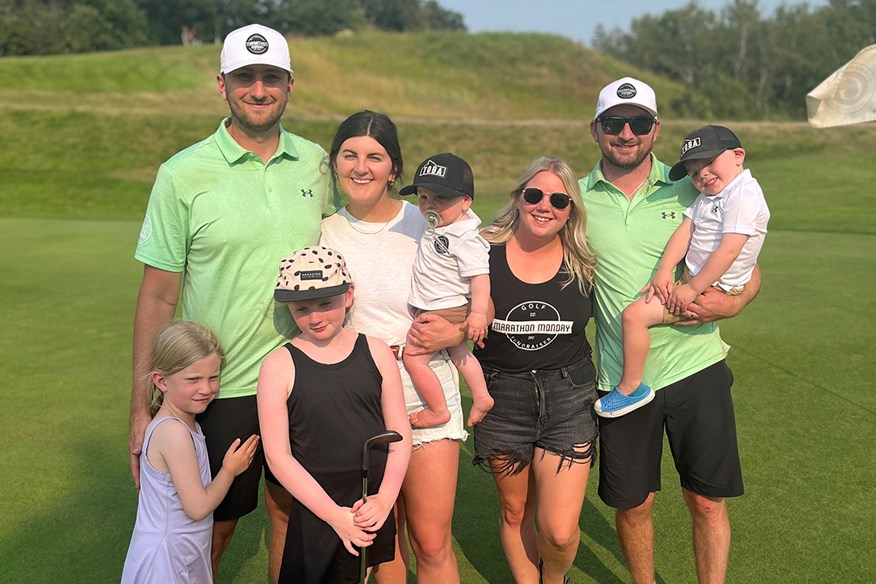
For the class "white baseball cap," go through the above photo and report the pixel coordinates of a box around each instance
[220,24,292,75]
[594,77,658,119]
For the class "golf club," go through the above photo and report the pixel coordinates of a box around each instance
[359,430,403,584]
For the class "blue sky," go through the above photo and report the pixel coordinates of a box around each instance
[435,0,828,45]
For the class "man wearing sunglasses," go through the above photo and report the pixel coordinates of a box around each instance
[580,77,760,584]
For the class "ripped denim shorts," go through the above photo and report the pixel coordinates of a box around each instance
[472,358,598,476]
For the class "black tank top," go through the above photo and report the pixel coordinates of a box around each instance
[279,334,395,583]
[475,244,592,372]
[284,334,387,474]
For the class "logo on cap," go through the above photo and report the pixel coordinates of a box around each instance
[680,137,701,156]
[299,270,324,281]
[616,83,637,99]
[246,33,269,55]
[419,160,447,178]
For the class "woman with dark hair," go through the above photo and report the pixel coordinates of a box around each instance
[473,157,599,583]
[320,110,464,582]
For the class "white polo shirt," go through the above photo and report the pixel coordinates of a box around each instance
[409,209,490,311]
[684,169,770,291]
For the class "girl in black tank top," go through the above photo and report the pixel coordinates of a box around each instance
[257,246,412,584]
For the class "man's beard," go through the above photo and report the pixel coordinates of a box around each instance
[602,144,651,170]
[227,97,286,133]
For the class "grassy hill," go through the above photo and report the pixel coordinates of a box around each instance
[2,30,875,234]
[1,30,874,584]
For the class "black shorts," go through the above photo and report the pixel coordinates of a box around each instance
[597,360,744,509]
[196,394,281,521]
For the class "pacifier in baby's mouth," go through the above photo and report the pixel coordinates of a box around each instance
[424,210,441,229]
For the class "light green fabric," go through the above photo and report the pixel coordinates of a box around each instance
[135,120,339,398]
[580,154,729,392]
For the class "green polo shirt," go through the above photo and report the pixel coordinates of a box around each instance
[135,120,339,398]
[579,154,729,392]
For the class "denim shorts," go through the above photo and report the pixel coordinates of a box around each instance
[472,358,598,476]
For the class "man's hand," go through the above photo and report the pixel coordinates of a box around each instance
[129,412,151,489]
[676,287,742,325]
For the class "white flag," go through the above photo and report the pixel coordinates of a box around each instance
[807,45,876,128]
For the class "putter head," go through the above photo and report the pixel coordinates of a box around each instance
[424,210,441,229]
[361,431,403,472]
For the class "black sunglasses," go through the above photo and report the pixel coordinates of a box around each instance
[521,187,572,210]
[599,115,656,136]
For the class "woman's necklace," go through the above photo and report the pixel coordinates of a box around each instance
[345,211,389,235]
[345,198,401,235]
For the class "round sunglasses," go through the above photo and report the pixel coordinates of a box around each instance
[521,187,572,210]
[598,115,656,136]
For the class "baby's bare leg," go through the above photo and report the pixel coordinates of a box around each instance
[403,351,451,428]
[447,343,493,427]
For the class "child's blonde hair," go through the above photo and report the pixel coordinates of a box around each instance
[148,321,225,416]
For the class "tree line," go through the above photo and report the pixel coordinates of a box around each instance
[4,0,874,120]
[592,0,876,119]
[0,0,465,56]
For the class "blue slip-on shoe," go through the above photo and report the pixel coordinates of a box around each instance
[594,383,654,418]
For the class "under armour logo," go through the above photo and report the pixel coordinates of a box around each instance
[300,189,313,197]
[661,211,676,219]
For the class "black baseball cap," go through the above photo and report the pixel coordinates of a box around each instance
[399,153,475,199]
[669,125,743,181]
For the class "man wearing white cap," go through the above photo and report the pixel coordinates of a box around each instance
[579,77,760,583]
[129,23,337,582]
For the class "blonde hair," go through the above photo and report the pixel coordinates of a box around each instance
[481,156,596,294]
[148,321,225,416]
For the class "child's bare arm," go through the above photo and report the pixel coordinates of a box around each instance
[152,421,257,521]
[659,218,695,272]
[257,349,375,554]
[464,274,490,345]
[667,233,748,315]
[686,233,748,295]
[646,218,694,303]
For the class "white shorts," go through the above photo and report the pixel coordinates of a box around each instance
[398,352,468,447]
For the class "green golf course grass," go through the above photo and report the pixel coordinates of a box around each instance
[1,32,873,583]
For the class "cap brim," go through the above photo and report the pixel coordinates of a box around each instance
[595,103,658,120]
[275,282,350,302]
[668,162,688,181]
[399,181,467,198]
[669,148,729,181]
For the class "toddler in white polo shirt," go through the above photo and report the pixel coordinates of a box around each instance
[596,125,770,418]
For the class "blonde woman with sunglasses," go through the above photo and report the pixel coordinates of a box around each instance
[473,157,598,584]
